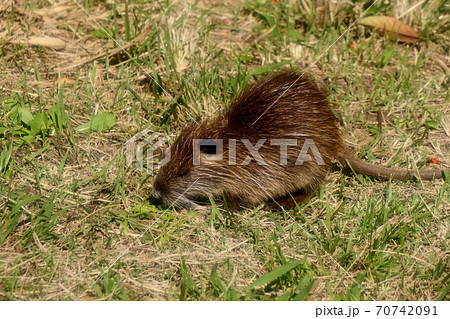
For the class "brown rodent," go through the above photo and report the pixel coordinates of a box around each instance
[151,71,446,211]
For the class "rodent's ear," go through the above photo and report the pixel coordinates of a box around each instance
[184,119,196,128]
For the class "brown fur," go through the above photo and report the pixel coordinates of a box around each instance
[152,71,446,210]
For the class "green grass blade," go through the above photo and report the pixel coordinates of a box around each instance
[246,259,302,291]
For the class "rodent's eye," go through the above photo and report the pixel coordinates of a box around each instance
[200,143,217,155]
[196,138,223,162]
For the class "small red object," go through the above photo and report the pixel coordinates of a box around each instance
[271,0,276,2]
[363,41,367,45]
[350,43,355,47]
[430,158,439,164]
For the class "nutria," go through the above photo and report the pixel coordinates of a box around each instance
[151,71,446,211]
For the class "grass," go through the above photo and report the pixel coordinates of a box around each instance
[0,0,449,300]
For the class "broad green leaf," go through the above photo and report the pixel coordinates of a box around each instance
[76,113,116,133]
[49,104,68,130]
[246,259,302,290]
[0,141,13,173]
[29,112,50,135]
[21,135,36,143]
[17,107,34,124]
[274,291,292,301]
[292,274,314,300]
[4,97,19,109]
[131,204,159,213]
[92,29,113,39]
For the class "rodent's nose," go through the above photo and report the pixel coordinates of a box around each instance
[152,173,171,202]
[151,178,166,199]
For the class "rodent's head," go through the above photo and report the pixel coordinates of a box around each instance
[152,119,233,209]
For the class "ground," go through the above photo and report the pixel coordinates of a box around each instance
[0,0,449,300]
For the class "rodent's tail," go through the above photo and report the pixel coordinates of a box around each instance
[339,150,446,180]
